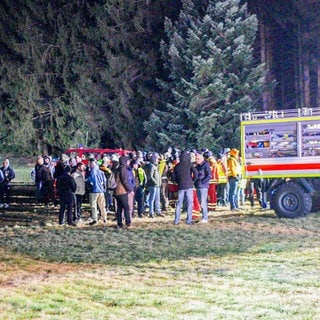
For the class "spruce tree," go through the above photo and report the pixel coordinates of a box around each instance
[145,0,200,151]
[0,0,104,154]
[0,0,184,155]
[94,0,177,150]
[146,0,263,153]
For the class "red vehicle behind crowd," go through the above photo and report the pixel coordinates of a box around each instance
[63,148,133,164]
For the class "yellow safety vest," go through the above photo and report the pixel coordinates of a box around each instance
[217,162,228,184]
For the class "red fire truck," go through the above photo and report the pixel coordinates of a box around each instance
[64,148,133,164]
[240,107,320,218]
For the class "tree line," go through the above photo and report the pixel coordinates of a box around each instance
[0,0,263,156]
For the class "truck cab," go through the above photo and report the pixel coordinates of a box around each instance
[240,107,320,218]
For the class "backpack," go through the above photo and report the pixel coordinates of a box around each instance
[108,171,117,190]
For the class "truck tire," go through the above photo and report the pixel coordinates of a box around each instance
[271,182,312,218]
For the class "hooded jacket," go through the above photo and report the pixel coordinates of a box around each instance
[72,169,86,195]
[114,156,133,196]
[194,159,212,189]
[227,153,241,178]
[145,153,161,187]
[87,163,107,193]
[173,151,198,190]
[56,172,77,194]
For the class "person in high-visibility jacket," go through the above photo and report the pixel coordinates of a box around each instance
[204,151,218,211]
[216,154,228,207]
[158,154,169,213]
[227,148,241,211]
[132,160,147,217]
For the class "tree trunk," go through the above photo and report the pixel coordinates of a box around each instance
[260,22,275,111]
[303,52,311,107]
[294,23,303,108]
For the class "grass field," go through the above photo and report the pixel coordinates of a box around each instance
[0,204,320,320]
[13,167,33,183]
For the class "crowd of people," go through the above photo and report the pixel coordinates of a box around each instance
[30,147,268,228]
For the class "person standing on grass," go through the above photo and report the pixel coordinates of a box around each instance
[87,159,108,225]
[114,156,133,229]
[132,160,147,218]
[204,151,218,212]
[127,158,136,220]
[145,153,163,218]
[33,155,44,202]
[99,156,112,212]
[56,166,77,226]
[216,153,228,207]
[159,154,169,213]
[194,152,212,223]
[0,158,16,209]
[72,162,86,224]
[41,155,56,207]
[227,148,241,211]
[173,151,198,225]
[109,154,120,212]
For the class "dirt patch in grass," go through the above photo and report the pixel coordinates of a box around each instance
[213,218,317,236]
[0,248,95,288]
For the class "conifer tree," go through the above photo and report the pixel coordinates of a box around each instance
[93,0,176,149]
[0,0,104,154]
[0,0,182,154]
[146,0,263,153]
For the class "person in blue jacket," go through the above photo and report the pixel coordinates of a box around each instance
[87,159,108,225]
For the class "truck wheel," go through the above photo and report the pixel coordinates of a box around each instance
[271,182,312,218]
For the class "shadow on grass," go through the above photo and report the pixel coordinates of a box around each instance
[0,212,320,266]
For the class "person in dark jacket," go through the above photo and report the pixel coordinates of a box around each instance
[0,158,15,208]
[173,151,198,225]
[36,155,56,207]
[194,152,212,223]
[127,160,136,219]
[114,156,133,229]
[56,166,77,226]
[144,153,162,218]
[34,156,44,203]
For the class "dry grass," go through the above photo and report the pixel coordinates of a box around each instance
[0,204,320,319]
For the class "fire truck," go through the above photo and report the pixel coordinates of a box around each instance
[240,107,320,218]
[64,148,132,164]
